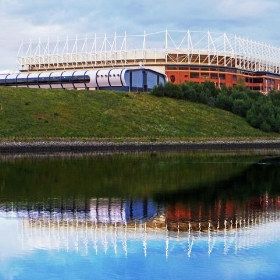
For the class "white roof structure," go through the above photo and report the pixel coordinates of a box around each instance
[17,30,280,74]
[2,207,279,257]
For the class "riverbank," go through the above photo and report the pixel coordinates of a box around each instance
[0,139,279,154]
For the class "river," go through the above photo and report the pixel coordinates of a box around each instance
[0,150,280,279]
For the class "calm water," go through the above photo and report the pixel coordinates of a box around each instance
[1,151,280,280]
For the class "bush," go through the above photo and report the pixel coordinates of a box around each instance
[260,121,271,132]
[151,80,280,133]
[232,99,247,117]
[216,93,233,112]
[164,82,183,99]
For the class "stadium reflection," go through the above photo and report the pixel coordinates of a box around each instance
[1,152,280,258]
[2,194,280,231]
[1,194,280,258]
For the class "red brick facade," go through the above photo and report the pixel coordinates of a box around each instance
[165,65,280,93]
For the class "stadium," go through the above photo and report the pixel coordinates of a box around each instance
[14,30,280,92]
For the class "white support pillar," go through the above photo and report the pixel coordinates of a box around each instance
[165,29,168,63]
[142,30,146,61]
[94,33,97,66]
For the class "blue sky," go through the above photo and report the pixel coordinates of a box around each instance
[1,0,280,71]
[1,216,280,280]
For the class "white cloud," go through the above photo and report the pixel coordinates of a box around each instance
[1,0,280,70]
[217,0,278,18]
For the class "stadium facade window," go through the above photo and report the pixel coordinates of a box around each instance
[190,67,199,71]
[72,75,90,83]
[0,77,7,84]
[210,73,218,79]
[61,76,73,83]
[190,72,199,78]
[200,66,209,71]
[226,68,236,73]
[38,77,50,84]
[28,77,39,84]
[201,73,209,79]
[5,78,16,86]
[16,78,28,85]
[252,78,263,84]
[252,86,262,90]
[170,75,175,82]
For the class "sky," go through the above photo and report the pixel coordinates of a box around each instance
[1,0,280,71]
[1,216,280,279]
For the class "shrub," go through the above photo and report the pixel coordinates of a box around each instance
[152,80,280,133]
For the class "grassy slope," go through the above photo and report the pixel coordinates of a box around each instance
[0,86,277,140]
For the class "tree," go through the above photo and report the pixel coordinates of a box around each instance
[151,83,164,97]
[232,99,248,117]
[216,93,233,112]
[164,82,183,99]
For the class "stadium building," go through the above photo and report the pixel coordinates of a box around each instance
[16,30,280,93]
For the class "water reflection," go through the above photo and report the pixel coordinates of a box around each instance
[1,151,280,233]
[1,152,280,279]
[11,210,280,258]
[2,194,280,232]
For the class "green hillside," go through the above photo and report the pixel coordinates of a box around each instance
[0,86,277,140]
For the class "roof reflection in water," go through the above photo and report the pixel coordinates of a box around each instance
[1,195,280,258]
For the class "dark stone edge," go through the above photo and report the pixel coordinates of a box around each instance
[0,140,280,154]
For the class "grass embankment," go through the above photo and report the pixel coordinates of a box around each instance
[0,86,278,140]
